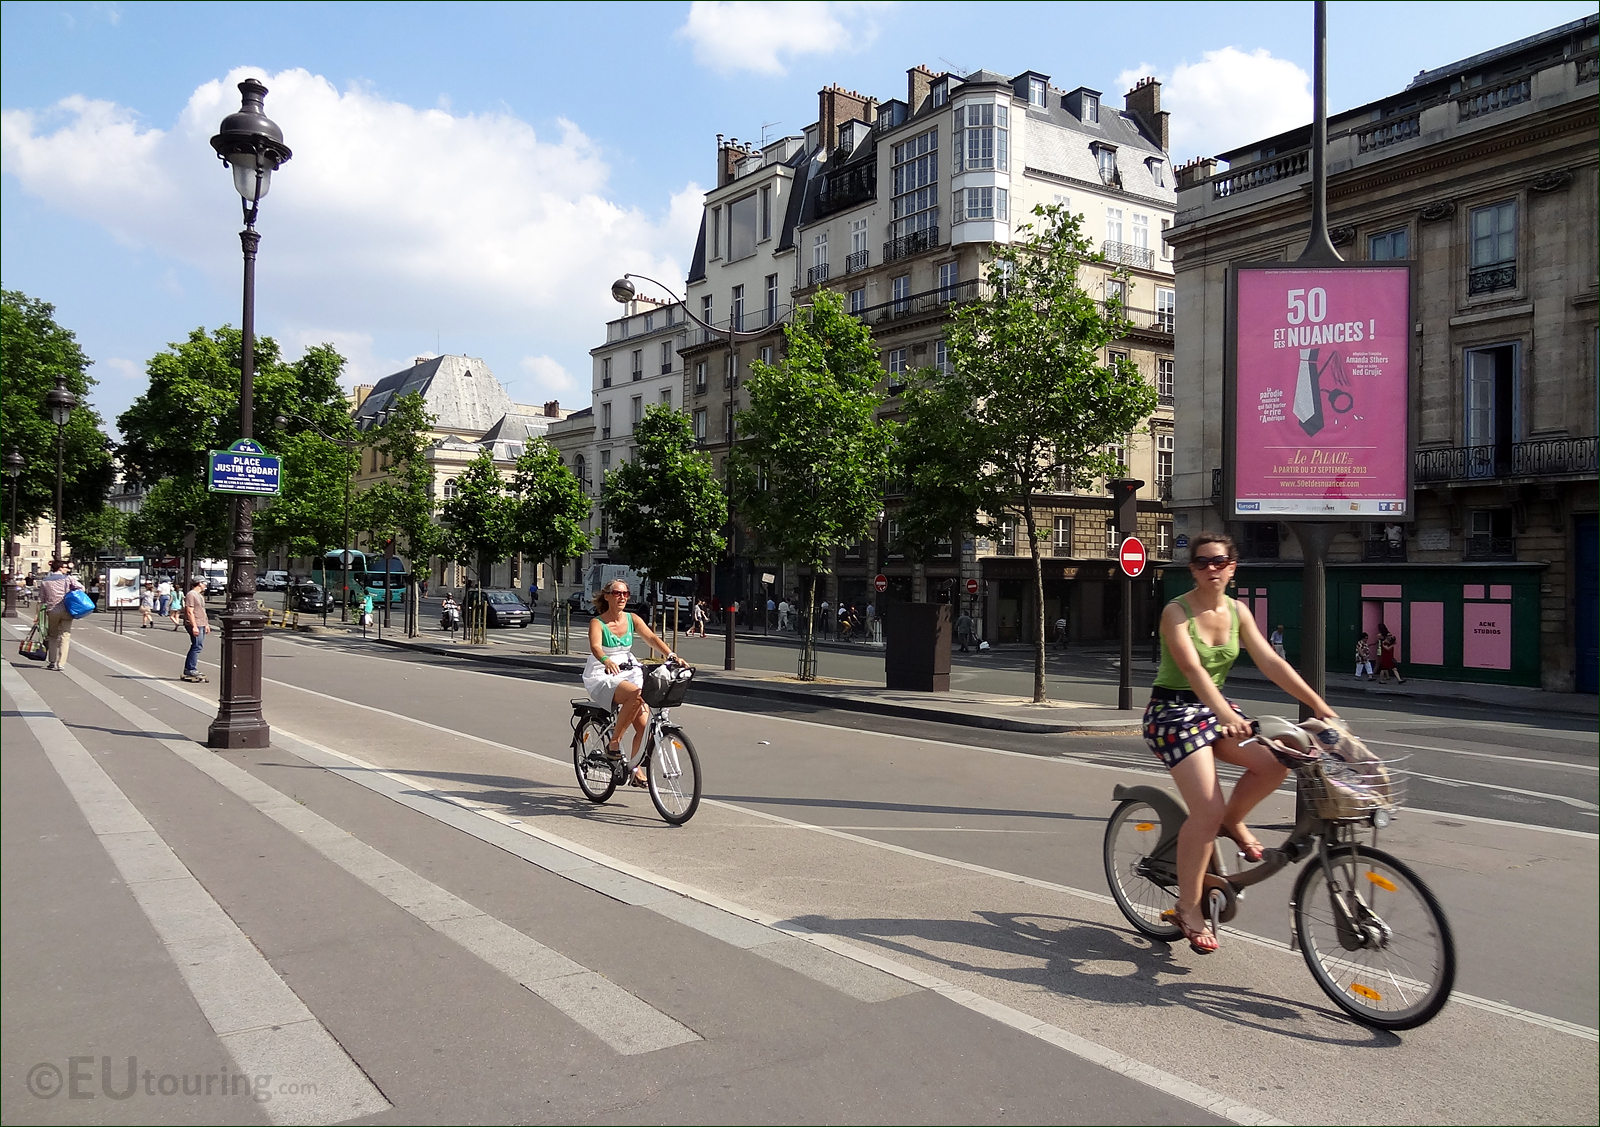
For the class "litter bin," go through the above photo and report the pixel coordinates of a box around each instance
[884,602,951,692]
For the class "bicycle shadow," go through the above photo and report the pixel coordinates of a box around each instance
[783,907,1398,1047]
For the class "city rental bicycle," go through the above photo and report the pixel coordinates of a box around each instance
[1103,717,1455,1030]
[570,658,702,825]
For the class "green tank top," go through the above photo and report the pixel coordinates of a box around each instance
[1153,596,1240,690]
[598,614,635,650]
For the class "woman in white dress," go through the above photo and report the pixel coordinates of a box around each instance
[583,580,676,785]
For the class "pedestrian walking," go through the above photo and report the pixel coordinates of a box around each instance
[37,559,84,671]
[169,582,185,630]
[690,598,709,638]
[139,581,155,628]
[766,595,777,629]
[777,597,791,632]
[1376,623,1404,684]
[1354,632,1374,680]
[956,609,974,653]
[181,577,210,682]
[361,591,375,628]
[1270,624,1287,659]
[156,575,173,618]
[1054,614,1069,647]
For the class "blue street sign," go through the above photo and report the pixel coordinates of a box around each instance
[208,439,281,496]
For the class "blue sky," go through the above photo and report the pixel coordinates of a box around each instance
[3,0,1593,438]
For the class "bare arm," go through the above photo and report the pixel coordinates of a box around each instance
[1236,608,1335,718]
[1160,602,1250,736]
[631,614,677,662]
[588,616,611,667]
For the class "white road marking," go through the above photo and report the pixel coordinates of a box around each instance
[1,664,391,1124]
[1363,736,1598,772]
[1405,770,1599,812]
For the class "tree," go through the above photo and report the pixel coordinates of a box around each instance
[254,432,359,559]
[601,404,727,616]
[439,450,514,585]
[899,204,1157,702]
[116,328,352,558]
[361,392,442,570]
[63,504,129,560]
[0,290,114,550]
[728,288,892,678]
[506,438,591,604]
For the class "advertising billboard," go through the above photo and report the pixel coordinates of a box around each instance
[1226,263,1411,520]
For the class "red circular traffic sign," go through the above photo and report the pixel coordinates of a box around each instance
[965,577,979,595]
[1119,536,1148,578]
[873,574,888,593]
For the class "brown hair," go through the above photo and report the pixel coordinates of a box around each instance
[592,582,631,615]
[1189,532,1236,560]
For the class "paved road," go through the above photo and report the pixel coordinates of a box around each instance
[4,618,1596,1125]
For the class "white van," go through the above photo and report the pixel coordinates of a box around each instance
[198,559,228,596]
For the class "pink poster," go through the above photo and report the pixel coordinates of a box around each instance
[1463,604,1512,670]
[1232,265,1411,517]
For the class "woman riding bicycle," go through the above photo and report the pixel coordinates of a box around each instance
[1144,532,1335,953]
[584,580,677,787]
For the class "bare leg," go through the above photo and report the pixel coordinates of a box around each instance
[1168,747,1225,946]
[610,682,642,752]
[1212,735,1289,854]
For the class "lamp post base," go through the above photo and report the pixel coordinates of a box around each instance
[206,608,271,749]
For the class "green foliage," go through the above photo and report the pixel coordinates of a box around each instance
[601,405,726,586]
[255,432,359,558]
[728,288,892,671]
[116,327,354,558]
[439,450,513,583]
[360,392,442,563]
[126,478,228,559]
[0,290,114,545]
[900,204,1158,701]
[63,503,129,559]
[507,438,592,589]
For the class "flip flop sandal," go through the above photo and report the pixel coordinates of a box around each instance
[1162,908,1220,954]
[1222,828,1265,863]
[628,770,648,788]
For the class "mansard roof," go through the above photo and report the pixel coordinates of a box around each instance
[353,355,513,436]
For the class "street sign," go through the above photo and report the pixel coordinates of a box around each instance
[965,577,979,595]
[873,574,888,593]
[1119,537,1148,578]
[208,439,281,496]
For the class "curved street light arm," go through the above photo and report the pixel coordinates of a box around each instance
[615,272,781,344]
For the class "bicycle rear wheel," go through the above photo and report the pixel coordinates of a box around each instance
[1103,799,1182,939]
[1292,845,1455,1030]
[647,727,701,825]
[572,717,618,803]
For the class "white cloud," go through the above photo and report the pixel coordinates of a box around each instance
[1,66,698,410]
[677,1,886,76]
[1117,47,1311,165]
[517,355,579,404]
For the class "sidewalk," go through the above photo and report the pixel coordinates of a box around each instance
[301,611,1595,735]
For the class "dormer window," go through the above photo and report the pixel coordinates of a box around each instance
[1147,157,1165,187]
[1094,143,1118,185]
[1084,93,1100,123]
[1029,77,1047,107]
[932,80,947,107]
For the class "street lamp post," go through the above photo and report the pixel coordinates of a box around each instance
[3,448,23,618]
[207,78,292,751]
[610,273,774,671]
[46,375,77,562]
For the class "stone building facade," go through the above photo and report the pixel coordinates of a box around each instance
[1166,15,1598,690]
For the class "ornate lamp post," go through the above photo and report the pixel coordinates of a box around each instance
[610,273,773,671]
[207,78,292,750]
[3,448,24,618]
[46,375,77,562]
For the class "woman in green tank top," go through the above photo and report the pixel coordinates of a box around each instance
[584,580,677,784]
[1143,532,1335,953]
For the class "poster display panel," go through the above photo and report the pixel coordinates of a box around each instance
[1228,263,1411,519]
[106,567,141,609]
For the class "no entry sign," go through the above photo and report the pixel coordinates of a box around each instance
[873,574,888,593]
[1119,537,1148,578]
[965,578,979,595]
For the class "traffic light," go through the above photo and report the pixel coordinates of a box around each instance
[1107,478,1143,536]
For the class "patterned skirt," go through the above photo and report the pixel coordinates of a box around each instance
[1142,687,1250,769]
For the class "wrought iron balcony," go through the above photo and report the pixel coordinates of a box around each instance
[1468,262,1516,295]
[1415,436,1597,483]
[1465,535,1516,561]
[1363,540,1408,563]
[845,249,869,274]
[808,263,830,286]
[1103,241,1155,270]
[884,226,940,263]
[1158,390,1175,407]
[851,279,979,326]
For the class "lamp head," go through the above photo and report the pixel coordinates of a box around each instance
[4,449,24,478]
[610,276,636,305]
[210,78,292,205]
[46,376,77,427]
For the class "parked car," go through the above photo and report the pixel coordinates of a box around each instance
[567,590,591,614]
[464,587,532,628]
[260,570,289,590]
[287,582,331,613]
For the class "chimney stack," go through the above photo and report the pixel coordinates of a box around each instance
[1124,77,1170,152]
[907,65,935,113]
[544,400,559,418]
[817,83,873,152]
[1175,156,1219,190]
[717,134,741,187]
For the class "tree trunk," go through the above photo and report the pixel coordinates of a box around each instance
[1024,499,1047,703]
[800,573,818,680]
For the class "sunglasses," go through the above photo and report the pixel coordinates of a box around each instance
[605,589,630,597]
[1191,554,1235,570]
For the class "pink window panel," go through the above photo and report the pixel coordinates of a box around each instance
[1463,584,1485,600]
[1409,602,1444,665]
[1463,604,1512,670]
[1362,584,1402,599]
[1490,585,1512,600]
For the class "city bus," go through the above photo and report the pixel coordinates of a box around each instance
[309,550,409,607]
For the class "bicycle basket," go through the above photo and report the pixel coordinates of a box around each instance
[1297,719,1407,819]
[642,662,694,708]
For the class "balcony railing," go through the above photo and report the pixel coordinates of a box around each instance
[1118,306,1175,335]
[1212,149,1309,199]
[683,308,785,348]
[1052,542,1072,558]
[631,370,642,382]
[1158,390,1175,407]
[1157,478,1173,504]
[1468,262,1516,295]
[1357,112,1421,153]
[660,363,673,375]
[1458,76,1530,121]
[808,263,830,286]
[884,225,940,263]
[1465,535,1516,561]
[1363,540,1408,563]
[850,279,980,326]
[845,249,869,274]
[1103,241,1155,270]
[1415,436,1598,483]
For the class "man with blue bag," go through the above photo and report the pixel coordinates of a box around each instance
[37,559,89,671]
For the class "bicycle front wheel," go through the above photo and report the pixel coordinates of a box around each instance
[572,717,618,803]
[647,727,701,825]
[1292,845,1455,1030]
[1103,799,1182,939]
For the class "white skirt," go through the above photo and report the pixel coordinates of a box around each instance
[582,655,642,708]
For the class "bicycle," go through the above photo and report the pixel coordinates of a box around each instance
[570,657,702,825]
[1103,716,1455,1030]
